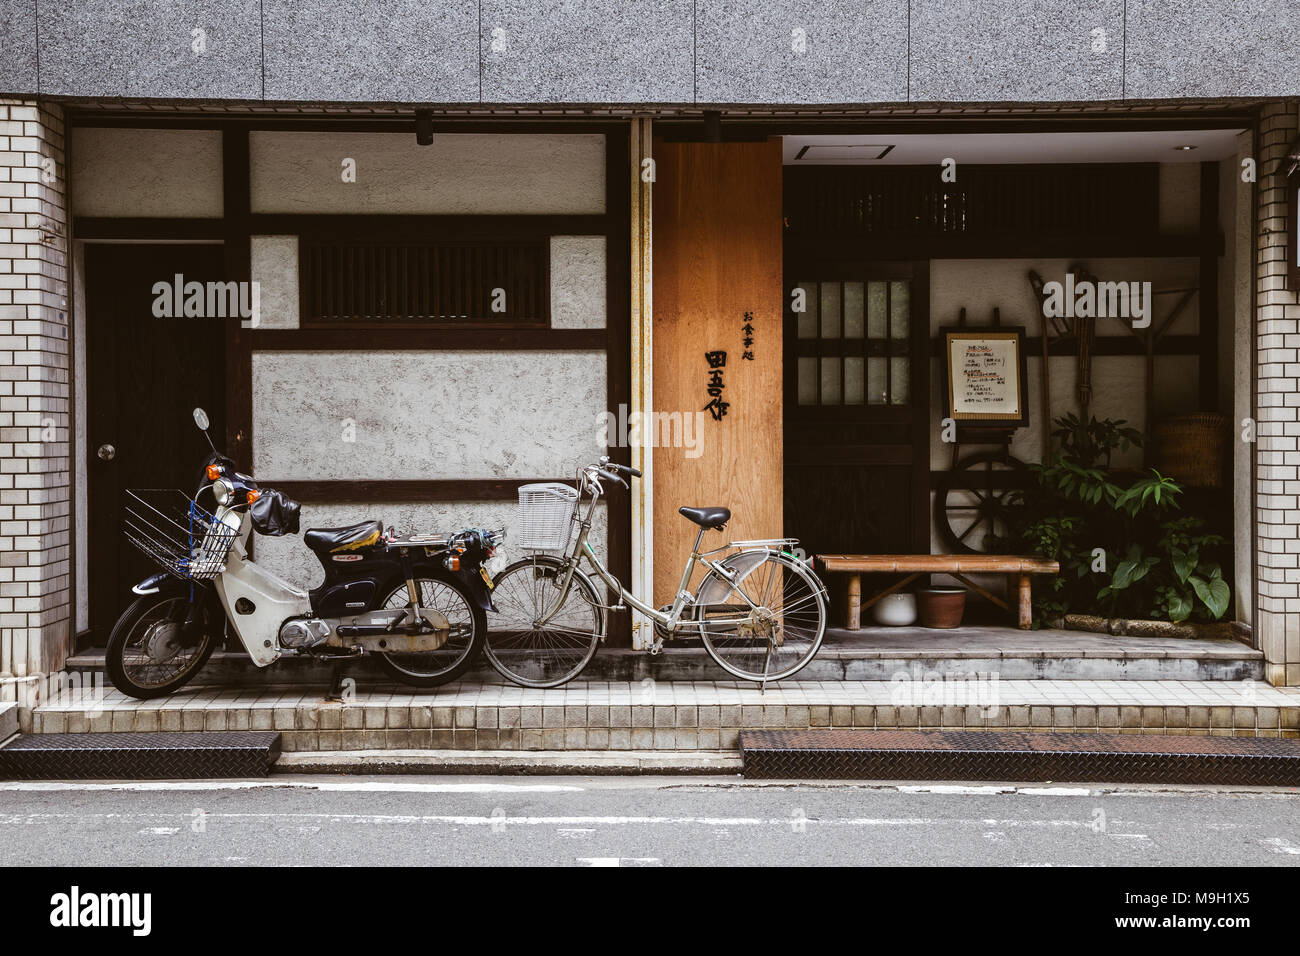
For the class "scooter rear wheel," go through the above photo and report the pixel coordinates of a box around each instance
[374,574,485,687]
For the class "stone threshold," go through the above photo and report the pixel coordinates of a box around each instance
[31,680,1300,750]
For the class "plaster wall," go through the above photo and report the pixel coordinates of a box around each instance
[251,350,607,481]
[70,128,223,218]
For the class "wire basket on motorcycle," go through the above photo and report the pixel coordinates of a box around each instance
[123,488,239,580]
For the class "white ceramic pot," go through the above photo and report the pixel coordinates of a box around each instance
[871,592,918,626]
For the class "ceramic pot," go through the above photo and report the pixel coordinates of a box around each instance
[871,592,918,626]
[916,587,967,628]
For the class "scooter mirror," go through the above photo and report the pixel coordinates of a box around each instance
[193,407,210,431]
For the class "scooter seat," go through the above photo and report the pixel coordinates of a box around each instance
[303,520,383,554]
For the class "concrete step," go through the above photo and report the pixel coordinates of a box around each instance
[30,679,1300,752]
[65,626,1266,684]
[739,729,1300,786]
[0,731,282,780]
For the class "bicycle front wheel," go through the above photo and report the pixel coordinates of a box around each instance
[694,550,827,683]
[485,554,605,688]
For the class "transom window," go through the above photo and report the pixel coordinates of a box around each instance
[795,279,911,406]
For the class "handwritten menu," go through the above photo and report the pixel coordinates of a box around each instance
[948,335,1021,418]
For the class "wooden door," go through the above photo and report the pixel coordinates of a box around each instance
[783,260,931,558]
[651,141,784,604]
[86,245,227,643]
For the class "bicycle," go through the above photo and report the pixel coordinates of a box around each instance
[484,457,828,688]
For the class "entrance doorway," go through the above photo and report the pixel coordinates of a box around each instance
[85,244,227,643]
[783,260,931,558]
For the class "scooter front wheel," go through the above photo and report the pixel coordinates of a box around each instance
[106,588,218,700]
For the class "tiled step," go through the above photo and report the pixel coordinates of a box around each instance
[31,680,1300,752]
[64,627,1266,684]
[739,729,1300,786]
[0,702,16,742]
[0,731,282,780]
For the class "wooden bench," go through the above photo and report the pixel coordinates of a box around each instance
[816,554,1060,630]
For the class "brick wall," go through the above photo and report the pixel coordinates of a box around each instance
[0,100,70,724]
[1255,100,1300,686]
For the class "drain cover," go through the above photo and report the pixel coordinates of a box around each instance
[0,732,282,780]
[739,729,1300,785]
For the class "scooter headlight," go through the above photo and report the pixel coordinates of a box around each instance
[213,479,233,506]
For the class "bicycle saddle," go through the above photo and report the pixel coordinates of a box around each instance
[678,506,730,530]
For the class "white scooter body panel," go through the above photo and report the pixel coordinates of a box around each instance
[215,514,311,666]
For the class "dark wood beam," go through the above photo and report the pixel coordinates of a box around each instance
[925,334,1205,358]
[74,217,225,240]
[251,327,606,350]
[1199,160,1221,411]
[266,479,550,503]
[249,214,612,239]
[787,233,1223,261]
[222,129,252,474]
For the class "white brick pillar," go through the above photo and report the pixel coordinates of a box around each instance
[1255,100,1300,687]
[0,100,70,727]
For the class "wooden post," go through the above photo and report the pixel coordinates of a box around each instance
[629,118,655,650]
[847,574,862,631]
[1018,573,1033,629]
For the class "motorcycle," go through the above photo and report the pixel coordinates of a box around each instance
[105,407,506,699]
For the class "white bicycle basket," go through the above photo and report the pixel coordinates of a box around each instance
[516,482,579,551]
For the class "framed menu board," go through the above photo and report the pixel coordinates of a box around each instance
[941,327,1029,428]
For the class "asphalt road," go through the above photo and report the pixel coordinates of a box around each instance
[1,775,1299,866]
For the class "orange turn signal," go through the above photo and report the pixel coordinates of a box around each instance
[205,464,222,480]
[246,489,261,504]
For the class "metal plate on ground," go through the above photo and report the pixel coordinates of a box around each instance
[739,729,1300,785]
[0,732,281,780]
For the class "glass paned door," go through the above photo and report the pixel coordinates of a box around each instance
[784,262,930,558]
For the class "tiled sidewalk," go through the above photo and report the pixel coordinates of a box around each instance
[32,680,1300,750]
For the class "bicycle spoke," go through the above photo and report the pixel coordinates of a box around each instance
[485,558,603,687]
[696,553,826,683]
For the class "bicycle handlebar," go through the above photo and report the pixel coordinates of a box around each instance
[595,457,642,480]
[596,467,627,488]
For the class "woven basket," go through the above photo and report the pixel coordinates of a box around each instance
[1151,413,1228,489]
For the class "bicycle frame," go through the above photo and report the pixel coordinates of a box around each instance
[533,469,800,638]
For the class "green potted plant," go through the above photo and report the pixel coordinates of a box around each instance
[999,413,1231,629]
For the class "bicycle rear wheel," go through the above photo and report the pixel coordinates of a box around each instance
[694,550,827,683]
[485,554,605,688]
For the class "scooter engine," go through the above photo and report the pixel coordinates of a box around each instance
[279,618,331,649]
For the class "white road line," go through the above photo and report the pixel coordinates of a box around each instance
[0,811,1110,828]
[577,857,660,866]
[896,785,1094,796]
[1262,837,1300,855]
[0,781,583,794]
[897,785,1016,795]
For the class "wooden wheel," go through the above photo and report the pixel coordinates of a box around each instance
[934,451,1027,554]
